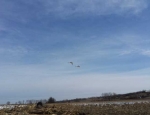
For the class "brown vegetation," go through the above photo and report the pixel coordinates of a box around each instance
[0,101,150,115]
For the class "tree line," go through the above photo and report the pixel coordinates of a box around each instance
[6,97,56,105]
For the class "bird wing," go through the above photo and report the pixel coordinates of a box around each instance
[76,65,80,67]
[69,62,73,65]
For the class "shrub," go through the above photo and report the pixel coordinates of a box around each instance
[47,97,56,103]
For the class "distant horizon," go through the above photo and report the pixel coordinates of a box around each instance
[1,89,149,104]
[1,0,150,104]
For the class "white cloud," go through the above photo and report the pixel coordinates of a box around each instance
[118,0,148,14]
[43,0,148,17]
[106,34,150,57]
[39,33,150,70]
[141,50,150,56]
[120,50,134,55]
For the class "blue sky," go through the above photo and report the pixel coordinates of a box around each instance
[0,0,150,104]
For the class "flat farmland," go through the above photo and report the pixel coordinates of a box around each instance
[0,100,150,115]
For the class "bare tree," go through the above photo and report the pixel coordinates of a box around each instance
[47,97,56,103]
[102,92,116,101]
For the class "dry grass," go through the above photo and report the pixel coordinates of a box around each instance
[0,101,150,115]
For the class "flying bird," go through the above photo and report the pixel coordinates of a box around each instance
[68,62,73,65]
[75,65,80,68]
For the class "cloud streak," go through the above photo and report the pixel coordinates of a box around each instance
[42,0,148,17]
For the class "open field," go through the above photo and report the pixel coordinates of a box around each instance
[0,100,150,115]
[70,99,150,105]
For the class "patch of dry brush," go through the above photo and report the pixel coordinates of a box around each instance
[0,102,150,115]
